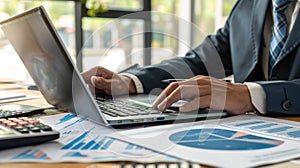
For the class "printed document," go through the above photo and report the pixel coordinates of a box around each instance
[109,114,300,168]
[0,113,180,163]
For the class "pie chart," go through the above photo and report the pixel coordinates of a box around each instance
[169,129,283,150]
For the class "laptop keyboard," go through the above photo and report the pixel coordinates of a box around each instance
[96,98,162,117]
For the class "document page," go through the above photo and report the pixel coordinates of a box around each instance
[109,115,300,168]
[0,113,180,163]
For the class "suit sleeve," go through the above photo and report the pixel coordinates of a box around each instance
[256,79,300,115]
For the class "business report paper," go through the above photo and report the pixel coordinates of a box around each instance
[109,114,300,168]
[0,113,180,163]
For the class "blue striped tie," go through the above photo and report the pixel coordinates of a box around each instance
[269,0,292,67]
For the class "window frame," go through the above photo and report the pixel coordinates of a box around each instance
[74,0,151,72]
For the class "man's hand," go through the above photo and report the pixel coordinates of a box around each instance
[152,75,255,115]
[82,66,137,96]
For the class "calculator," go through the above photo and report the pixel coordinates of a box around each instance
[0,117,59,149]
[0,104,45,118]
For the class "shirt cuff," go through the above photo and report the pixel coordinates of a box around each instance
[244,82,267,114]
[120,73,144,94]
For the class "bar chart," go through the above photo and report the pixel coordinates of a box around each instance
[125,143,144,150]
[61,130,114,151]
[2,113,181,163]
[55,113,76,125]
[222,119,300,140]
[62,151,118,160]
[11,149,52,160]
[61,118,86,129]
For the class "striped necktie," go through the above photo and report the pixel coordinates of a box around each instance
[269,0,292,67]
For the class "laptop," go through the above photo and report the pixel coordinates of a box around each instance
[0,6,227,127]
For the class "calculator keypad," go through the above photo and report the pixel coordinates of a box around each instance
[0,116,59,150]
[0,117,52,134]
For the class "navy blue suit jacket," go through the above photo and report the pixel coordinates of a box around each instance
[127,0,300,115]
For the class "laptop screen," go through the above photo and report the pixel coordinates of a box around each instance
[0,6,107,125]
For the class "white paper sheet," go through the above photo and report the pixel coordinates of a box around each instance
[0,113,180,163]
[0,91,41,103]
[109,115,300,168]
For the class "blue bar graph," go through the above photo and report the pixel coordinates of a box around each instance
[56,113,76,125]
[64,152,89,158]
[135,145,143,150]
[100,139,114,150]
[232,120,300,140]
[249,123,277,130]
[125,143,144,150]
[61,130,116,151]
[82,140,96,150]
[287,130,300,138]
[12,149,51,160]
[61,130,90,150]
[267,126,292,133]
[91,138,106,150]
[234,121,264,127]
[63,118,85,129]
[125,143,135,150]
[72,142,86,150]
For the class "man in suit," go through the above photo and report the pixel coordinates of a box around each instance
[82,0,300,116]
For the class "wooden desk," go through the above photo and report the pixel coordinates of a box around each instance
[1,84,300,168]
[0,83,50,108]
[0,163,119,168]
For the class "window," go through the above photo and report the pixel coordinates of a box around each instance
[0,0,75,81]
[149,0,237,65]
[81,0,195,70]
[81,17,144,72]
[79,0,151,72]
[103,0,143,11]
[0,0,237,81]
[192,0,237,45]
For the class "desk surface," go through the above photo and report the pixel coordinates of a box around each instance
[1,83,300,168]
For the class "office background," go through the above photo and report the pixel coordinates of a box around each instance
[0,0,236,82]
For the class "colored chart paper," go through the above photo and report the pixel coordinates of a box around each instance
[169,128,283,150]
[109,115,300,168]
[0,113,180,163]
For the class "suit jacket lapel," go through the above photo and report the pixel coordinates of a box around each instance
[251,0,269,64]
[275,12,300,64]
